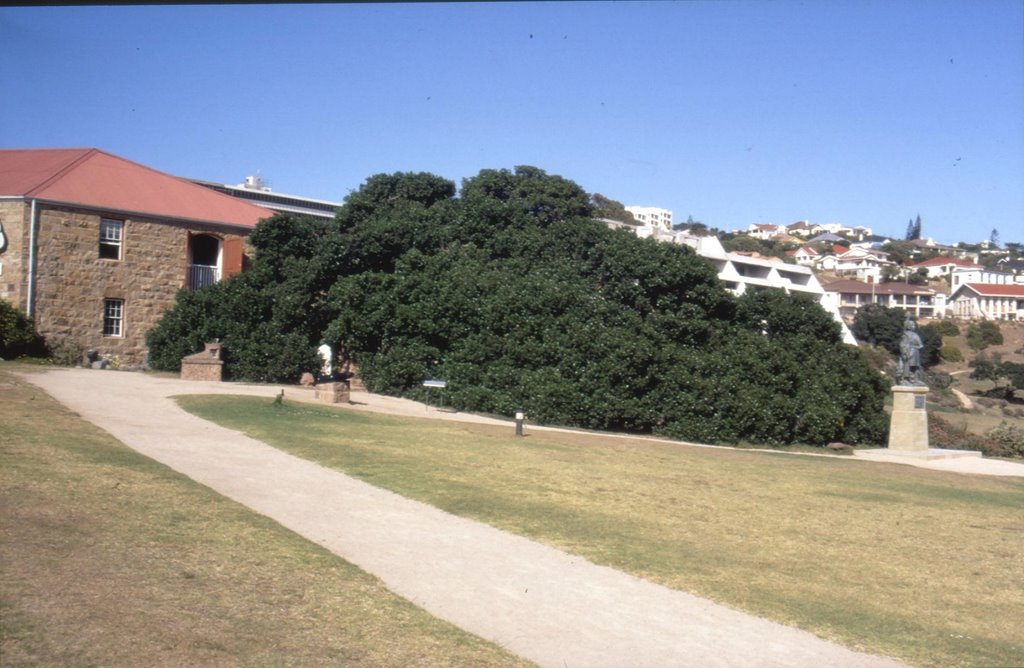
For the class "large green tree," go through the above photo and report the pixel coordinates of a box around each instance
[322,167,886,445]
[851,304,905,353]
[148,166,889,446]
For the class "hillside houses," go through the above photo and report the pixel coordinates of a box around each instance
[744,222,872,241]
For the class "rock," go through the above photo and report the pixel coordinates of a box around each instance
[826,442,853,454]
[300,372,316,387]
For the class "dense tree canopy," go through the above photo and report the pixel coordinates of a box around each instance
[148,166,889,446]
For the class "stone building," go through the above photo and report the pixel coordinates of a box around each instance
[0,148,271,366]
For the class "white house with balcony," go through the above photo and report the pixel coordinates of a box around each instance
[831,247,895,283]
[822,280,947,321]
[746,223,785,240]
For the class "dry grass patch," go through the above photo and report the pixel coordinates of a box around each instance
[179,395,1024,668]
[0,371,530,668]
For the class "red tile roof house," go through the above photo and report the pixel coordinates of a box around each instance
[949,283,1024,320]
[0,148,271,367]
[910,256,984,279]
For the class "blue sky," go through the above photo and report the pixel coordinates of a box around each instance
[2,1,1021,244]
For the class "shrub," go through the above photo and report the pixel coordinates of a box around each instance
[0,301,47,359]
[928,414,1005,457]
[966,321,1003,351]
[852,304,904,354]
[48,338,86,367]
[940,345,963,362]
[932,319,960,337]
[925,371,952,389]
[985,421,1024,458]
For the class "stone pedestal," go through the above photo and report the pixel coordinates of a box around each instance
[888,385,929,451]
[314,381,350,404]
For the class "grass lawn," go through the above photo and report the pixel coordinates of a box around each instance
[0,370,529,667]
[177,394,1024,668]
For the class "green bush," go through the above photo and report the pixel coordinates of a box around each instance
[0,301,46,359]
[966,321,1003,351]
[940,345,963,362]
[932,319,960,337]
[852,304,905,354]
[986,421,1024,458]
[48,338,86,367]
[928,414,1005,457]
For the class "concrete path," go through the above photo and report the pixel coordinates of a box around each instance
[16,368,915,668]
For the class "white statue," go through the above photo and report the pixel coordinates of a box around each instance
[317,343,332,377]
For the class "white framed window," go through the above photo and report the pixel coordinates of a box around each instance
[103,298,124,337]
[99,218,123,260]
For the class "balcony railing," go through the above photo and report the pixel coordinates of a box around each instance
[189,264,220,291]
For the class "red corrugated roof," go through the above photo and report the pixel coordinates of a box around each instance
[959,283,1024,297]
[0,148,270,229]
[915,256,982,268]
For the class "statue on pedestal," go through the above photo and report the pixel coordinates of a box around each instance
[896,315,924,386]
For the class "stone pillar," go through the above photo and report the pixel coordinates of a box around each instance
[180,342,224,382]
[888,385,929,451]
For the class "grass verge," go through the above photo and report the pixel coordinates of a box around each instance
[178,394,1024,668]
[0,371,530,667]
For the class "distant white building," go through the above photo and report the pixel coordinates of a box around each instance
[746,223,785,240]
[624,206,673,231]
[830,248,895,283]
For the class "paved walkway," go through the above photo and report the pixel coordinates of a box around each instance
[17,368,918,667]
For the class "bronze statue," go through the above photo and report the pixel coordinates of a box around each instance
[897,315,924,386]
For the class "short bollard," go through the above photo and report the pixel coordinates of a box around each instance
[515,410,525,437]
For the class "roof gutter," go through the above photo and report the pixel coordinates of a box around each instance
[1,196,262,234]
[27,198,38,318]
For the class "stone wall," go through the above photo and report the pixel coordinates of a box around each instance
[0,200,28,309]
[24,203,249,367]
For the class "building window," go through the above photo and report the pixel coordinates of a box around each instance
[99,218,123,260]
[103,298,124,337]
